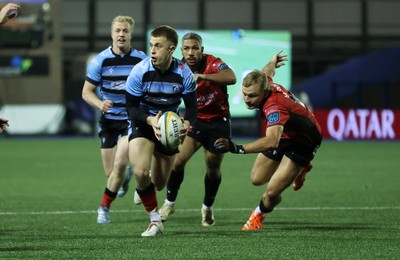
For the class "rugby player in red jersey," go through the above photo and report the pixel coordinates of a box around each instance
[159,32,237,226]
[214,51,322,230]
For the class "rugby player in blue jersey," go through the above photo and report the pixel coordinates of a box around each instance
[82,16,147,224]
[126,25,198,237]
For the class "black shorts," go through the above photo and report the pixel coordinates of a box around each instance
[262,138,320,167]
[128,120,178,156]
[98,118,128,149]
[187,117,231,154]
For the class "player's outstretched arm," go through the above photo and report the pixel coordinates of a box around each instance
[262,51,288,78]
[195,68,237,86]
[214,125,283,154]
[214,138,245,154]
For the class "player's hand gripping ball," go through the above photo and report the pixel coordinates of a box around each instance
[158,111,183,149]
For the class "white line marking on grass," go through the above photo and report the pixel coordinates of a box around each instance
[0,206,399,216]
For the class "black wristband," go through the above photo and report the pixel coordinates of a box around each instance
[235,144,245,154]
[229,140,245,154]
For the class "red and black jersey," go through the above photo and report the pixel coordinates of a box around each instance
[191,54,231,122]
[261,77,322,146]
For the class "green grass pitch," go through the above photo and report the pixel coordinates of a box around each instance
[0,138,399,258]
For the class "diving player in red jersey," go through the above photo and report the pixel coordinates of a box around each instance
[159,32,237,226]
[214,51,322,231]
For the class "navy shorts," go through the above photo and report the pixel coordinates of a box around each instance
[98,118,128,149]
[187,117,231,154]
[128,120,178,156]
[262,138,320,167]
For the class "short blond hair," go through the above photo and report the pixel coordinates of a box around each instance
[111,16,135,34]
[242,70,274,92]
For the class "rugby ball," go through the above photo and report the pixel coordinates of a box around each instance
[158,111,183,149]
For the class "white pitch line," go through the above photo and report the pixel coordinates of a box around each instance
[0,206,399,216]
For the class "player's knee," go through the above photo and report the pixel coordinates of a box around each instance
[133,167,148,178]
[250,173,265,186]
[250,177,262,186]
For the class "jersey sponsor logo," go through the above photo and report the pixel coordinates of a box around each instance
[110,81,126,90]
[267,112,280,124]
[172,84,180,92]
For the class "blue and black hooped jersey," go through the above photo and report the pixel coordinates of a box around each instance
[126,57,196,116]
[85,46,147,120]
